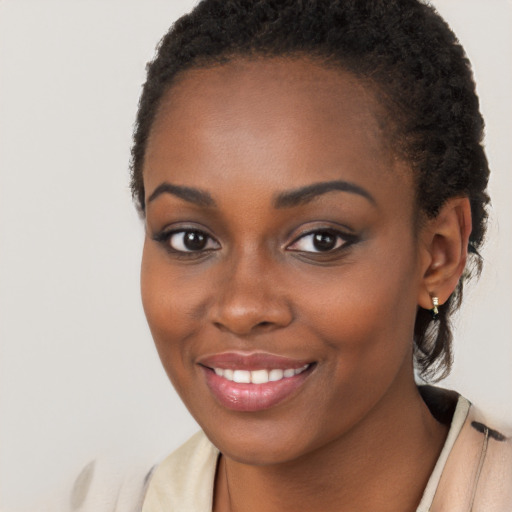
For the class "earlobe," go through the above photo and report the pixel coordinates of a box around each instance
[417,197,472,311]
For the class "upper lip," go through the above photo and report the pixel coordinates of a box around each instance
[197,351,313,371]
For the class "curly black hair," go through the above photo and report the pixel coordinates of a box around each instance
[130,0,490,381]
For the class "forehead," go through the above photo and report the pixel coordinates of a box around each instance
[144,57,411,208]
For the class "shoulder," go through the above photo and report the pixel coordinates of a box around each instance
[432,399,512,511]
[465,405,512,510]
[47,432,214,512]
[34,431,217,512]
[142,430,219,512]
[37,454,155,512]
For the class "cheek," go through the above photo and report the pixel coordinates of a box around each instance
[141,240,204,326]
[140,241,207,381]
[298,242,419,380]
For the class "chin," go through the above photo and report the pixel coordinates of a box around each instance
[197,411,325,466]
[212,433,309,466]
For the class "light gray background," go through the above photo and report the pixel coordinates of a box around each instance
[1,1,511,509]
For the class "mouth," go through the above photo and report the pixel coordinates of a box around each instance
[211,364,310,384]
[198,352,316,412]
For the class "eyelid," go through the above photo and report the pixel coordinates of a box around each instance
[286,227,357,253]
[172,231,220,252]
[152,225,221,254]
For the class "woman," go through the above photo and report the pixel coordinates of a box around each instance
[70,0,511,510]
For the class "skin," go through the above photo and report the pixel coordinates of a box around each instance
[140,58,471,511]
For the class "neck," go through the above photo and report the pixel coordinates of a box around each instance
[214,372,448,512]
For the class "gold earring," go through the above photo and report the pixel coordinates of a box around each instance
[431,296,440,320]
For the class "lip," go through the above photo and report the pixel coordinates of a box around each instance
[198,351,312,370]
[198,352,315,412]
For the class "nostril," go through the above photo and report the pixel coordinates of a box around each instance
[212,320,275,334]
[210,301,294,335]
[213,321,228,332]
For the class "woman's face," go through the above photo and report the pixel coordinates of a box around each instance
[141,58,426,464]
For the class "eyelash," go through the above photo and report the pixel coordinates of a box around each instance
[152,229,220,256]
[287,229,357,254]
[152,227,357,257]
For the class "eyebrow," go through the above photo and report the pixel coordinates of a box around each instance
[274,180,376,208]
[147,179,375,210]
[147,182,216,207]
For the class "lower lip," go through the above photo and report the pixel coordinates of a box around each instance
[201,365,314,412]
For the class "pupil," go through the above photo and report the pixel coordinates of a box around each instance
[184,231,207,250]
[313,232,336,251]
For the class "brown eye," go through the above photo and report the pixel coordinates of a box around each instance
[312,232,337,251]
[287,229,348,253]
[168,230,219,252]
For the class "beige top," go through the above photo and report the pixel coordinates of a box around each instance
[60,389,512,512]
[142,394,512,512]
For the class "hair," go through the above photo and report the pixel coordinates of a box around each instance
[130,0,490,381]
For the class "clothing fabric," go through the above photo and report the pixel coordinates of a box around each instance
[64,387,512,511]
[416,390,512,510]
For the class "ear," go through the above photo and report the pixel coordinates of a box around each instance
[417,197,472,311]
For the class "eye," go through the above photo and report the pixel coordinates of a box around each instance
[287,229,351,253]
[156,229,220,253]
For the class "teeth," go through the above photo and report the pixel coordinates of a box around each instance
[233,370,251,383]
[213,364,309,384]
[269,369,284,382]
[251,369,269,384]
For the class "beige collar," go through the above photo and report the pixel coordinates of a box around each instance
[142,394,512,511]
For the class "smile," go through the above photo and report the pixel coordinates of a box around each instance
[212,365,310,384]
[198,353,315,412]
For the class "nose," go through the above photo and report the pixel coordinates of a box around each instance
[209,253,293,336]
